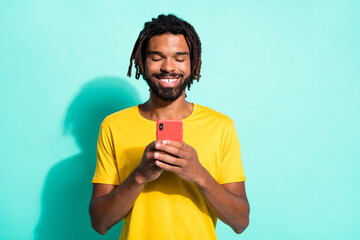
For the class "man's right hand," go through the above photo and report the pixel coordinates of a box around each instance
[135,141,163,184]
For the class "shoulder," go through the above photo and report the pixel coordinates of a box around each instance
[101,105,139,129]
[194,104,234,125]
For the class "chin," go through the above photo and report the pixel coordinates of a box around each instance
[144,73,192,102]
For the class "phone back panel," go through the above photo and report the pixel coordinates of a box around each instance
[156,120,183,142]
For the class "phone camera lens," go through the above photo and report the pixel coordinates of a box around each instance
[159,123,163,131]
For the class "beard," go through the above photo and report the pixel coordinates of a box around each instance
[144,72,192,102]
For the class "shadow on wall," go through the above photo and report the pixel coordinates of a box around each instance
[34,77,141,240]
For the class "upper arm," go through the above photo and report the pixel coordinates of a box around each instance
[218,123,246,184]
[221,181,250,232]
[222,182,248,201]
[93,123,121,185]
[90,183,118,204]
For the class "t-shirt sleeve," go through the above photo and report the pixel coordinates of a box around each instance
[91,121,120,185]
[218,121,246,184]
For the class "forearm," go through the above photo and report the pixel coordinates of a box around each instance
[195,172,250,234]
[89,168,146,235]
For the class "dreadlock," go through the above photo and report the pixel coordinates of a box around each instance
[127,14,202,90]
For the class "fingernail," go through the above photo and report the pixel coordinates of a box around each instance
[155,143,161,149]
[163,140,168,144]
[154,152,159,158]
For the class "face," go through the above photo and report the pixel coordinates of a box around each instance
[144,34,191,102]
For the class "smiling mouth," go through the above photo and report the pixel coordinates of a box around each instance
[153,72,183,87]
[155,76,181,88]
[159,78,179,83]
[158,78,180,86]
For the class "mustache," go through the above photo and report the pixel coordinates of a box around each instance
[153,72,184,78]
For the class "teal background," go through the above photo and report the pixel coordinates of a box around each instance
[1,1,359,239]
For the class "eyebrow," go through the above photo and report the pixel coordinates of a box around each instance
[175,52,189,56]
[147,51,189,56]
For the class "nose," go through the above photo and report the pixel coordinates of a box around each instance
[160,58,175,72]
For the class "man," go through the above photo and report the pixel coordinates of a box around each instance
[89,14,250,240]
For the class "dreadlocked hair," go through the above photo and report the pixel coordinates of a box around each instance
[127,14,202,90]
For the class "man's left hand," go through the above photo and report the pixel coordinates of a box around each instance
[154,140,207,184]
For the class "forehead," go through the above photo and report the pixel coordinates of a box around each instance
[147,34,189,53]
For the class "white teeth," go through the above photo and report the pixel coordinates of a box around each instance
[160,79,177,83]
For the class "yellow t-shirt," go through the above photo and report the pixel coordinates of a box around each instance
[92,104,246,240]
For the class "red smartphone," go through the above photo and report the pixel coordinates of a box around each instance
[156,120,183,142]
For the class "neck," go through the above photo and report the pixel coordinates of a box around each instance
[139,91,193,121]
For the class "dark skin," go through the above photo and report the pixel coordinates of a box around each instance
[89,34,250,235]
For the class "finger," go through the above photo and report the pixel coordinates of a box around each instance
[155,142,184,158]
[154,151,185,167]
[160,140,184,149]
[155,160,181,172]
[147,140,162,151]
